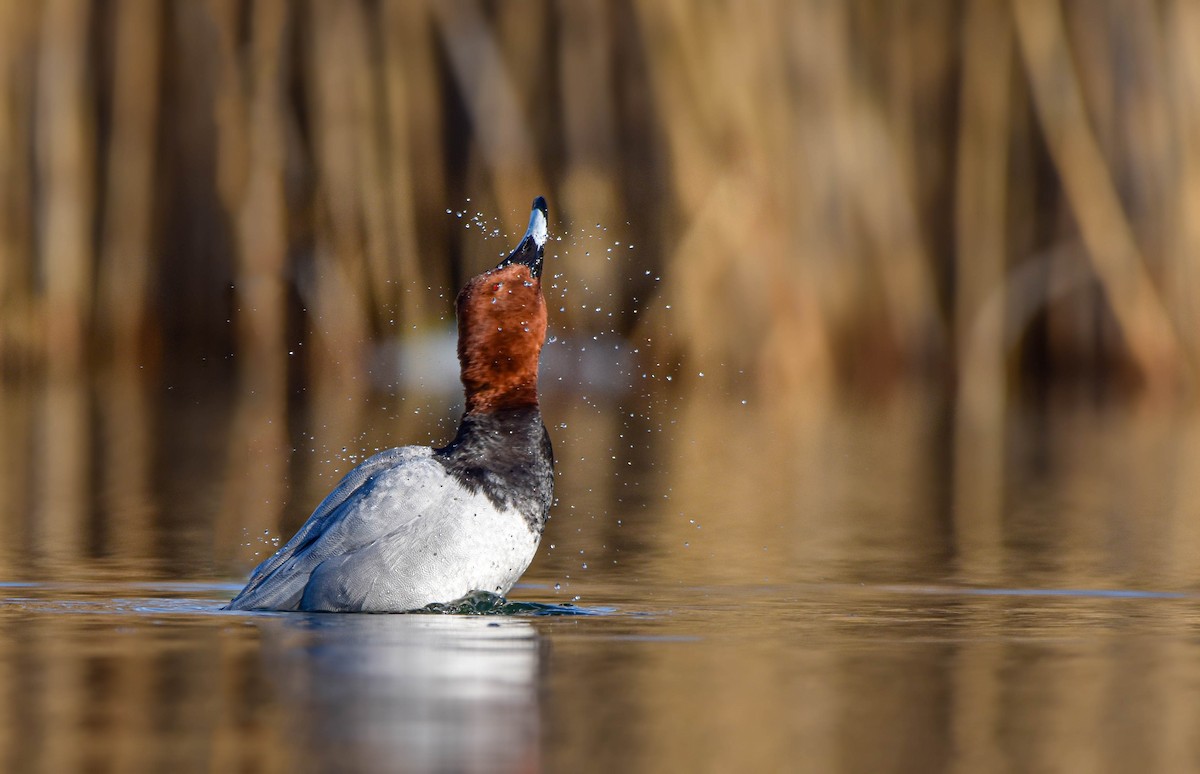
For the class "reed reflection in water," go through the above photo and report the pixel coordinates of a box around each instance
[0,367,1198,770]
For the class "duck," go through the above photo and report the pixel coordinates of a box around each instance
[226,197,554,612]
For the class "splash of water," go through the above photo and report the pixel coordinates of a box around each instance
[418,590,600,616]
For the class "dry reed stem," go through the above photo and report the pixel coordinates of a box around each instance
[0,5,37,367]
[636,0,945,388]
[630,1,798,385]
[36,0,93,373]
[956,0,1013,407]
[231,0,288,385]
[380,3,428,330]
[1013,0,1190,391]
[807,4,942,362]
[389,3,448,301]
[1164,0,1200,361]
[210,0,248,213]
[99,0,161,363]
[305,1,374,378]
[558,0,624,330]
[433,0,545,217]
[317,1,392,331]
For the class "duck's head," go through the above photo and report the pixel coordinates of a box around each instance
[455,197,550,414]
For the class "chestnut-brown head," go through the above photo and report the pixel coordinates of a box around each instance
[456,197,549,414]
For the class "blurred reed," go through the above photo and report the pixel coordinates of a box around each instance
[0,0,1195,401]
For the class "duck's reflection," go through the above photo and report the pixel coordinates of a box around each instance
[255,614,542,773]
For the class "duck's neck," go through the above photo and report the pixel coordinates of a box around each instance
[435,406,554,532]
[446,405,546,448]
[463,382,539,414]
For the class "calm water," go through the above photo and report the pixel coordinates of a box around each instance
[2,367,1200,773]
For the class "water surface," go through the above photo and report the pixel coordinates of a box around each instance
[2,372,1200,773]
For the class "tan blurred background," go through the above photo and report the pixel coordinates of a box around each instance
[2,0,1197,398]
[2,0,1200,582]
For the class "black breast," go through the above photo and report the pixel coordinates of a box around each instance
[434,407,555,533]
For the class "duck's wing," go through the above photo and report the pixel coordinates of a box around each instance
[225,446,434,610]
[297,479,502,612]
